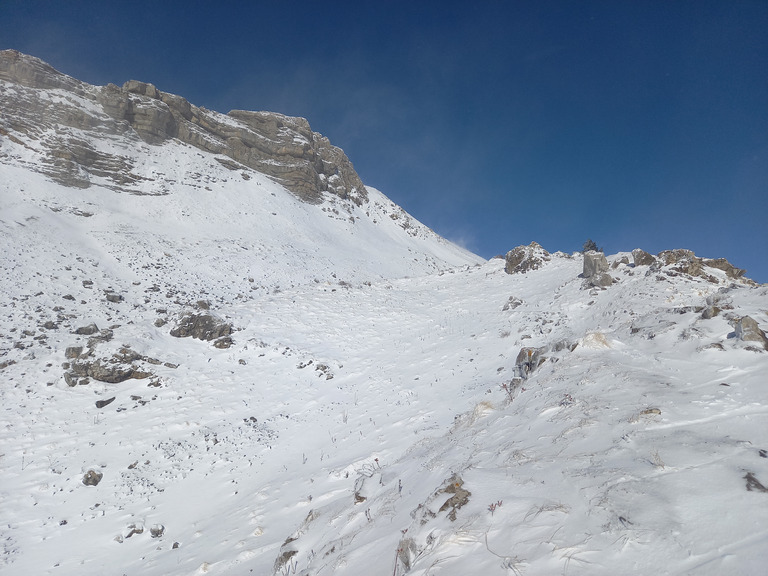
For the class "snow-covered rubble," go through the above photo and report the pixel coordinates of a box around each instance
[1,214,766,574]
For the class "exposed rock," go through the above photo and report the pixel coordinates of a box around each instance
[105,292,124,303]
[657,249,710,279]
[438,474,471,522]
[502,296,523,311]
[213,336,233,349]
[582,251,613,287]
[504,242,550,274]
[0,50,367,204]
[583,251,607,276]
[733,316,768,350]
[612,255,630,269]
[87,329,114,347]
[150,524,165,538]
[87,360,135,383]
[113,347,142,363]
[703,258,752,284]
[652,250,755,285]
[73,323,100,335]
[123,523,144,538]
[632,249,656,267]
[65,346,83,359]
[82,469,103,486]
[701,304,720,320]
[170,313,233,341]
[515,346,545,378]
[701,293,732,320]
[63,372,80,387]
[95,397,116,409]
[66,345,155,383]
[0,360,17,370]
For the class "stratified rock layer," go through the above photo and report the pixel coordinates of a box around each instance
[0,49,366,204]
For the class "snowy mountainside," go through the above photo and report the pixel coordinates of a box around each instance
[0,144,481,306]
[1,240,767,574]
[1,50,767,576]
[0,48,483,298]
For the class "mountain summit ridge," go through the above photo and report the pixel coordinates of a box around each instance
[0,49,365,204]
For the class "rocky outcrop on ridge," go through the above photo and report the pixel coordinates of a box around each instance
[504,242,551,274]
[650,249,754,285]
[0,49,366,203]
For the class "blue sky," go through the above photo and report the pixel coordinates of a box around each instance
[2,1,767,281]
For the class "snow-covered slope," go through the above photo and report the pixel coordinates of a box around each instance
[1,52,767,576]
[0,140,482,303]
[2,239,767,575]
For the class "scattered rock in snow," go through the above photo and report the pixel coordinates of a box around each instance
[82,469,103,486]
[95,397,115,409]
[213,336,233,349]
[150,524,165,538]
[502,296,523,311]
[744,472,768,493]
[515,346,544,378]
[170,312,232,341]
[438,474,471,522]
[86,359,135,383]
[314,363,334,379]
[65,346,83,359]
[105,292,123,303]
[73,323,100,335]
[123,523,144,538]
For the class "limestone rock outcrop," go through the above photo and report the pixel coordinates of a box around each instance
[733,316,768,350]
[0,49,366,204]
[652,249,755,286]
[632,249,656,267]
[504,242,550,274]
[582,251,613,287]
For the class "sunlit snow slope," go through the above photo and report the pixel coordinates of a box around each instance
[2,53,768,576]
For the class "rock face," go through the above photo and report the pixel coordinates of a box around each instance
[702,258,748,281]
[0,50,366,204]
[652,249,754,285]
[733,316,768,350]
[632,249,656,267]
[582,251,613,287]
[504,242,551,274]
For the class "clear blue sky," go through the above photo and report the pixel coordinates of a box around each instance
[2,1,767,281]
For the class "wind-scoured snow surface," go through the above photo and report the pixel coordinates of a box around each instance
[1,132,768,576]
